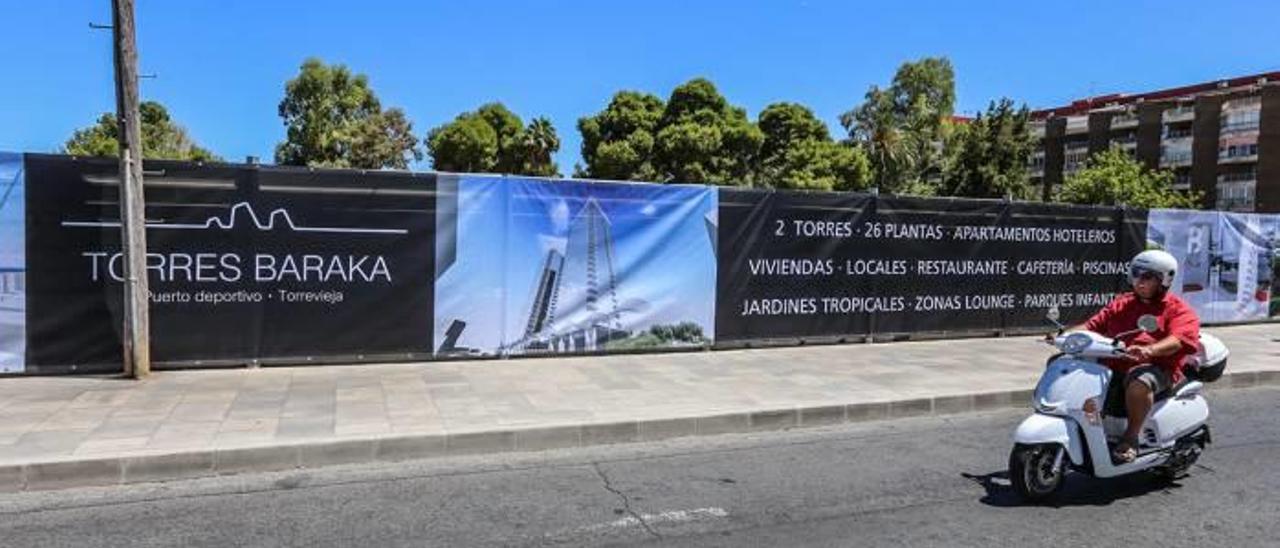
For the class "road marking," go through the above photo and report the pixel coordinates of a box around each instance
[552,506,730,539]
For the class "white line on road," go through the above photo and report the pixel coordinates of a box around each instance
[561,506,730,537]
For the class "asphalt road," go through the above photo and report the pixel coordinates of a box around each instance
[2,385,1277,548]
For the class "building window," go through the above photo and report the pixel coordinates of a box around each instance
[1215,180,1257,211]
[1027,152,1045,170]
[1219,142,1259,160]
[1160,144,1193,166]
[1063,142,1089,172]
[1220,107,1261,133]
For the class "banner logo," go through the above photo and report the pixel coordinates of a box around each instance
[62,202,407,235]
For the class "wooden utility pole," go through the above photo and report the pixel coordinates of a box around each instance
[111,0,151,378]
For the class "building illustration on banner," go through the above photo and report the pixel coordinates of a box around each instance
[434,176,717,358]
[515,198,628,353]
[1147,209,1279,323]
[0,154,24,373]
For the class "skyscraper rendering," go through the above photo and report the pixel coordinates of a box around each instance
[517,198,626,353]
[523,249,564,339]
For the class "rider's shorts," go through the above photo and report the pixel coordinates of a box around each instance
[1104,364,1175,416]
[1125,364,1173,397]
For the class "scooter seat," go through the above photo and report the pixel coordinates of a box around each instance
[1104,375,1194,417]
[1172,379,1204,399]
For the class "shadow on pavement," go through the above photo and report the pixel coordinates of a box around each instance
[962,470,1181,508]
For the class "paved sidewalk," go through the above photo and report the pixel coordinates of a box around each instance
[1,323,1276,492]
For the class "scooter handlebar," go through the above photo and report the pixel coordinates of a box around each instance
[1051,330,1128,358]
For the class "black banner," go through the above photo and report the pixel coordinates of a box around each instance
[716,190,1148,343]
[24,155,435,373]
[14,153,1250,377]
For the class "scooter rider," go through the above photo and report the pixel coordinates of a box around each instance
[1058,249,1201,463]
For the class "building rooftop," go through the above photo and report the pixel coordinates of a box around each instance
[1031,70,1280,119]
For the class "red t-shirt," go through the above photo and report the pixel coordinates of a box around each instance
[1083,292,1200,385]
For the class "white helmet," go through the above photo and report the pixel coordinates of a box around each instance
[1130,249,1178,288]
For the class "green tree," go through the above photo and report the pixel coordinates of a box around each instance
[841,57,956,194]
[648,322,706,343]
[64,101,218,161]
[886,57,956,123]
[654,78,763,185]
[578,79,763,185]
[1056,147,1202,208]
[274,58,421,169]
[940,98,1036,199]
[755,102,872,191]
[347,108,420,171]
[425,103,560,176]
[424,113,497,172]
[473,103,526,173]
[576,91,665,180]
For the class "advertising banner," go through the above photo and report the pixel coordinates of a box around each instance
[716,190,1147,343]
[434,176,717,357]
[0,153,23,373]
[22,155,436,373]
[1147,209,1279,323]
[3,153,1277,377]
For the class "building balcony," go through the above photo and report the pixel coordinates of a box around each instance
[1216,197,1256,212]
[1163,129,1193,140]
[1110,115,1139,129]
[1065,117,1089,135]
[1160,153,1194,168]
[1111,136,1138,147]
[1216,178,1257,212]
[1218,172,1257,185]
[1221,96,1261,112]
[1027,151,1045,173]
[1220,122,1261,135]
[1219,153,1259,165]
[1162,107,1195,123]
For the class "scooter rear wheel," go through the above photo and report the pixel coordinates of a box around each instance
[1010,443,1065,502]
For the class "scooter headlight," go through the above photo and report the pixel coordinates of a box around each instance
[1061,333,1092,354]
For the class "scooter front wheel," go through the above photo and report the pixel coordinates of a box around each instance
[1009,443,1066,502]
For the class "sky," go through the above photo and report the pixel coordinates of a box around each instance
[2,0,1279,174]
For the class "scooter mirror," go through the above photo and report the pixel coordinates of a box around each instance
[1137,314,1158,333]
[1046,306,1060,322]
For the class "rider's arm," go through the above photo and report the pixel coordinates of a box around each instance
[1138,335,1185,358]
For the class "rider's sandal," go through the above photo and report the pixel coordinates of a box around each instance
[1112,438,1139,464]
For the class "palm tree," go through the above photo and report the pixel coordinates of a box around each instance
[842,89,918,192]
[520,117,560,176]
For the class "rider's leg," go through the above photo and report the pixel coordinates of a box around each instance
[1123,377,1154,444]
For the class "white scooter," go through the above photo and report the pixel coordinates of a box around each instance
[1009,308,1228,502]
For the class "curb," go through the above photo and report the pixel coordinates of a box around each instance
[2,370,1276,494]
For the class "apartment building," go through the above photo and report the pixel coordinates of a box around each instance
[1029,71,1280,213]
